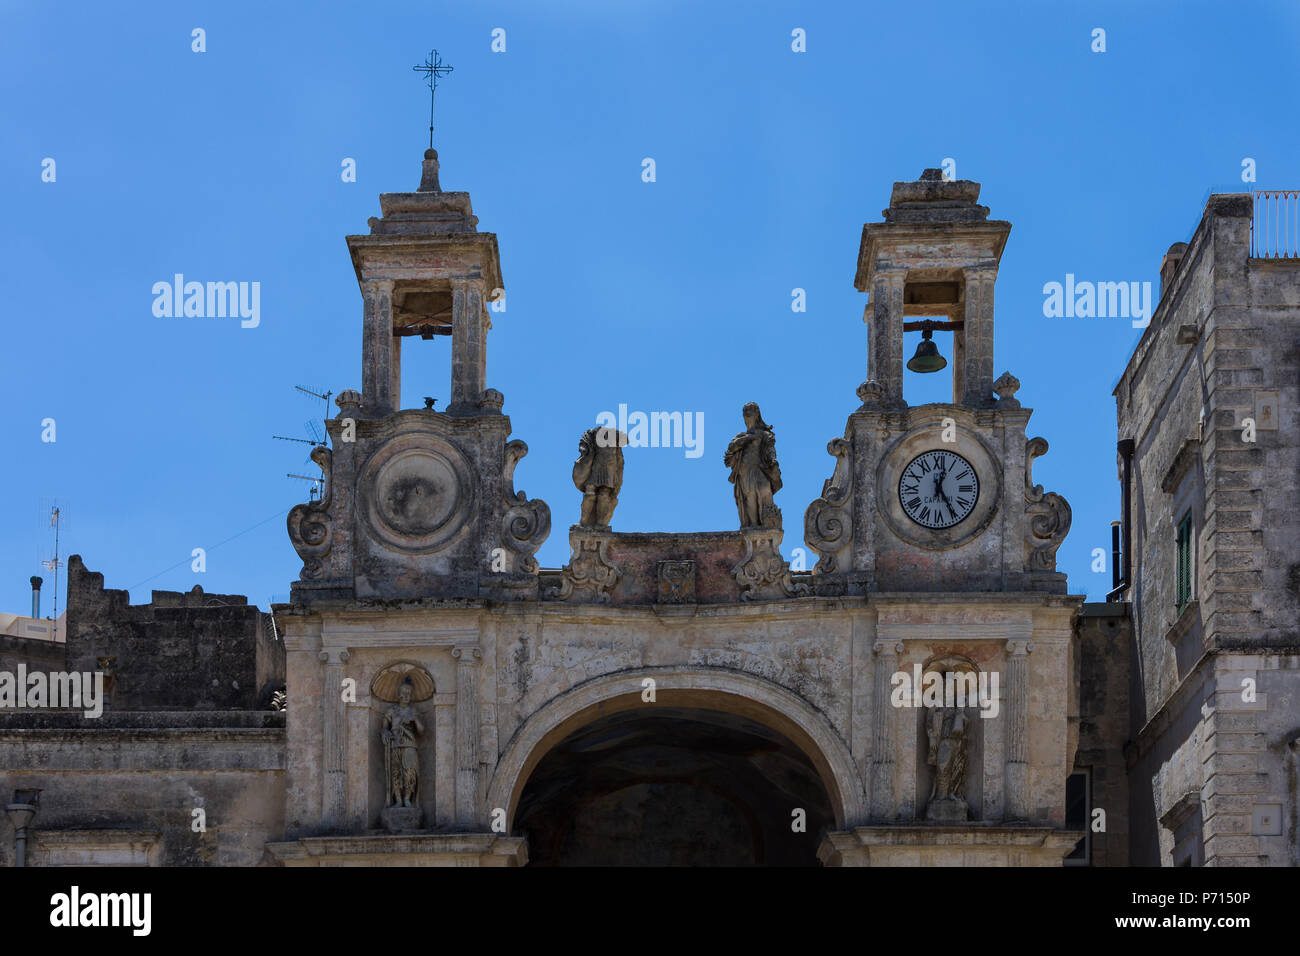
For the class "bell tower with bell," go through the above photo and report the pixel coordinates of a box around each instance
[803,169,1073,596]
[857,168,1010,409]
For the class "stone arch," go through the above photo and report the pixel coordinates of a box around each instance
[488,666,865,830]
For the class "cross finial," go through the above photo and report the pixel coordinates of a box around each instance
[412,49,454,150]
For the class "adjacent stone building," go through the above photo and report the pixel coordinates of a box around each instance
[1,154,1295,867]
[1108,192,1300,866]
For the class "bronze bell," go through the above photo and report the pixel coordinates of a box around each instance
[906,322,947,373]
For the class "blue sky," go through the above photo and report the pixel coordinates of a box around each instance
[3,0,1298,613]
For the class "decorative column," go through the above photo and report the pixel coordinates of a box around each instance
[1004,639,1034,821]
[319,648,350,827]
[960,266,997,407]
[433,692,457,827]
[361,279,395,414]
[871,640,904,820]
[867,271,906,407]
[389,328,402,411]
[449,277,487,415]
[452,645,482,827]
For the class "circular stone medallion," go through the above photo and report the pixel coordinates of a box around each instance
[361,439,474,552]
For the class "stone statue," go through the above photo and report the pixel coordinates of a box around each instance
[725,402,782,528]
[572,426,627,528]
[925,704,970,821]
[382,678,424,808]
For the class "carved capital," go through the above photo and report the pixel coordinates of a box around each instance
[451,646,482,664]
[361,278,395,297]
[1005,639,1035,657]
[872,640,905,657]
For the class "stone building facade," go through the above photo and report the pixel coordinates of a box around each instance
[1,155,1295,867]
[0,558,285,866]
[1109,193,1300,866]
[269,158,1083,866]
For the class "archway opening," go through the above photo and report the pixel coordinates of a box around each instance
[514,706,834,866]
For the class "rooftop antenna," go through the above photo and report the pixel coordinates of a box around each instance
[294,384,332,417]
[287,473,324,501]
[276,384,333,501]
[40,505,62,638]
[273,384,332,457]
[412,49,454,150]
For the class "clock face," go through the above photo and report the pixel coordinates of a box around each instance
[898,450,980,530]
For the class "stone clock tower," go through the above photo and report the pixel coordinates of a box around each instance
[804,169,1072,595]
[803,171,1083,862]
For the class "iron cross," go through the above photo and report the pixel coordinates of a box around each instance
[412,49,454,149]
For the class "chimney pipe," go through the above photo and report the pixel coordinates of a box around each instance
[29,576,42,619]
[1109,522,1122,591]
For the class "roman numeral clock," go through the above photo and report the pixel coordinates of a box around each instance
[898,450,979,530]
[801,168,1073,594]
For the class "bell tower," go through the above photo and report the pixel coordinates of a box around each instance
[804,170,1071,595]
[349,148,498,418]
[286,150,550,602]
[855,168,1010,408]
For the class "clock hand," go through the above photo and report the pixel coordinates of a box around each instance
[934,470,955,515]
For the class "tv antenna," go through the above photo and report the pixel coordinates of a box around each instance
[272,384,332,456]
[286,472,324,501]
[275,384,333,500]
[40,504,63,636]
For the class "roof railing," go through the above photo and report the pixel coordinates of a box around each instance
[1250,190,1300,258]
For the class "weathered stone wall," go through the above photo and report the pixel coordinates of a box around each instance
[1114,193,1300,865]
[0,711,285,867]
[63,554,285,710]
[276,589,1081,861]
[0,633,65,678]
[0,559,289,867]
[1073,604,1131,866]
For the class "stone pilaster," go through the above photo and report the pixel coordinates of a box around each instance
[433,692,457,828]
[453,645,482,826]
[871,640,903,820]
[319,648,350,827]
[361,279,395,415]
[449,278,487,415]
[1004,639,1033,820]
[868,271,906,407]
[961,266,997,406]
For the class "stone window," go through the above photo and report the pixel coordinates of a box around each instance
[1064,769,1091,866]
[1175,511,1194,612]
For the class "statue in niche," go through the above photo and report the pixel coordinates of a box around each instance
[572,426,627,528]
[725,402,783,528]
[925,702,970,822]
[382,677,424,808]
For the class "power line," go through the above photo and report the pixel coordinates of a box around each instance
[125,507,292,592]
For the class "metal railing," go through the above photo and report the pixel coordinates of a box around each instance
[1250,190,1300,258]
